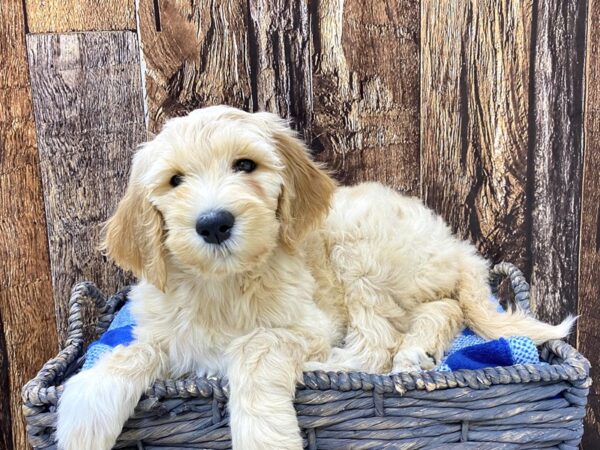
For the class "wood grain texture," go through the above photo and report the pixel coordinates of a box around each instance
[248,0,313,138]
[27,31,145,344]
[0,2,58,449]
[578,0,600,446]
[528,0,586,325]
[140,0,419,193]
[139,0,253,133]
[311,0,420,193]
[25,0,135,33]
[421,1,531,266]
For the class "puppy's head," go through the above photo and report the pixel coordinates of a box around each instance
[102,106,335,288]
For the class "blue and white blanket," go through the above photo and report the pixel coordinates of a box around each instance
[83,300,540,372]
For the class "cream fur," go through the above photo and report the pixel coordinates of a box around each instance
[56,105,574,450]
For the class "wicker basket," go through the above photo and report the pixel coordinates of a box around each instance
[22,263,591,449]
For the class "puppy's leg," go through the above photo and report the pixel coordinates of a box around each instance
[227,328,308,450]
[309,278,403,373]
[57,342,166,450]
[392,298,464,373]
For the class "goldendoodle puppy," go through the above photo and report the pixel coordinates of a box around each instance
[56,105,573,450]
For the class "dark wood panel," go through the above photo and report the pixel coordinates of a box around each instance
[421,0,531,266]
[0,2,58,450]
[528,0,586,326]
[578,1,600,446]
[248,0,313,137]
[138,0,253,133]
[25,0,136,33]
[0,281,60,450]
[140,0,419,192]
[311,0,420,193]
[27,32,145,344]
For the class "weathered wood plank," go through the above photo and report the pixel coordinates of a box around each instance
[248,0,313,138]
[578,1,600,446]
[0,2,58,449]
[311,0,420,193]
[25,0,136,33]
[27,31,145,344]
[528,1,586,325]
[138,0,253,133]
[421,1,531,266]
[141,0,419,192]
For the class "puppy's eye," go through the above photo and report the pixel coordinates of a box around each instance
[170,174,184,187]
[233,159,257,173]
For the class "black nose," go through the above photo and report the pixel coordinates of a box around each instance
[196,210,235,245]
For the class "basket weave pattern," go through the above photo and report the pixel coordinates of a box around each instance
[22,263,591,449]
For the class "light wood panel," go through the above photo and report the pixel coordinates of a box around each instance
[528,0,586,326]
[421,1,531,266]
[0,1,58,449]
[27,31,145,344]
[25,0,136,33]
[579,0,600,446]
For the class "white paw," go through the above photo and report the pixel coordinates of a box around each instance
[304,348,358,372]
[56,369,132,450]
[195,367,221,379]
[229,404,303,450]
[303,360,331,372]
[391,347,436,373]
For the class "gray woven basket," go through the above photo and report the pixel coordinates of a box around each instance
[22,263,591,449]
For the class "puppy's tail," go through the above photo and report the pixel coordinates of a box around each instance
[457,258,576,345]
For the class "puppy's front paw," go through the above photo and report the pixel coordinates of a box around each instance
[391,347,436,373]
[56,369,129,450]
[303,348,361,372]
[230,412,303,450]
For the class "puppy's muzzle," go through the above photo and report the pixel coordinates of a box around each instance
[196,210,235,245]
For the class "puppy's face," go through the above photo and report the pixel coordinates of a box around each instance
[146,113,285,276]
[103,106,336,288]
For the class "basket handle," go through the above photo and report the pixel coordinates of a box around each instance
[63,282,128,347]
[490,262,531,314]
[22,282,127,405]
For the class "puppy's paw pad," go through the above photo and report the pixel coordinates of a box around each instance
[391,347,436,373]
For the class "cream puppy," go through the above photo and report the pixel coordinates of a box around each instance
[56,106,574,450]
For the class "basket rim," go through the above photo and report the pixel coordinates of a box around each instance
[22,263,591,410]
[22,339,591,410]
[131,338,591,406]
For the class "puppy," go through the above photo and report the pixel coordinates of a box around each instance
[56,105,574,450]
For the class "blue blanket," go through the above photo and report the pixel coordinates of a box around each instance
[83,300,540,372]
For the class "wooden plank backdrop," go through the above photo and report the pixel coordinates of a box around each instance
[421,0,530,267]
[137,0,254,132]
[0,1,59,449]
[26,31,144,344]
[24,0,136,33]
[310,0,420,193]
[529,0,587,331]
[579,0,600,444]
[0,0,598,448]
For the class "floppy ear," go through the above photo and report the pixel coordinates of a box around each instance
[101,146,167,290]
[257,113,337,250]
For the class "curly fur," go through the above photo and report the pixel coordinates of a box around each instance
[56,105,574,450]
